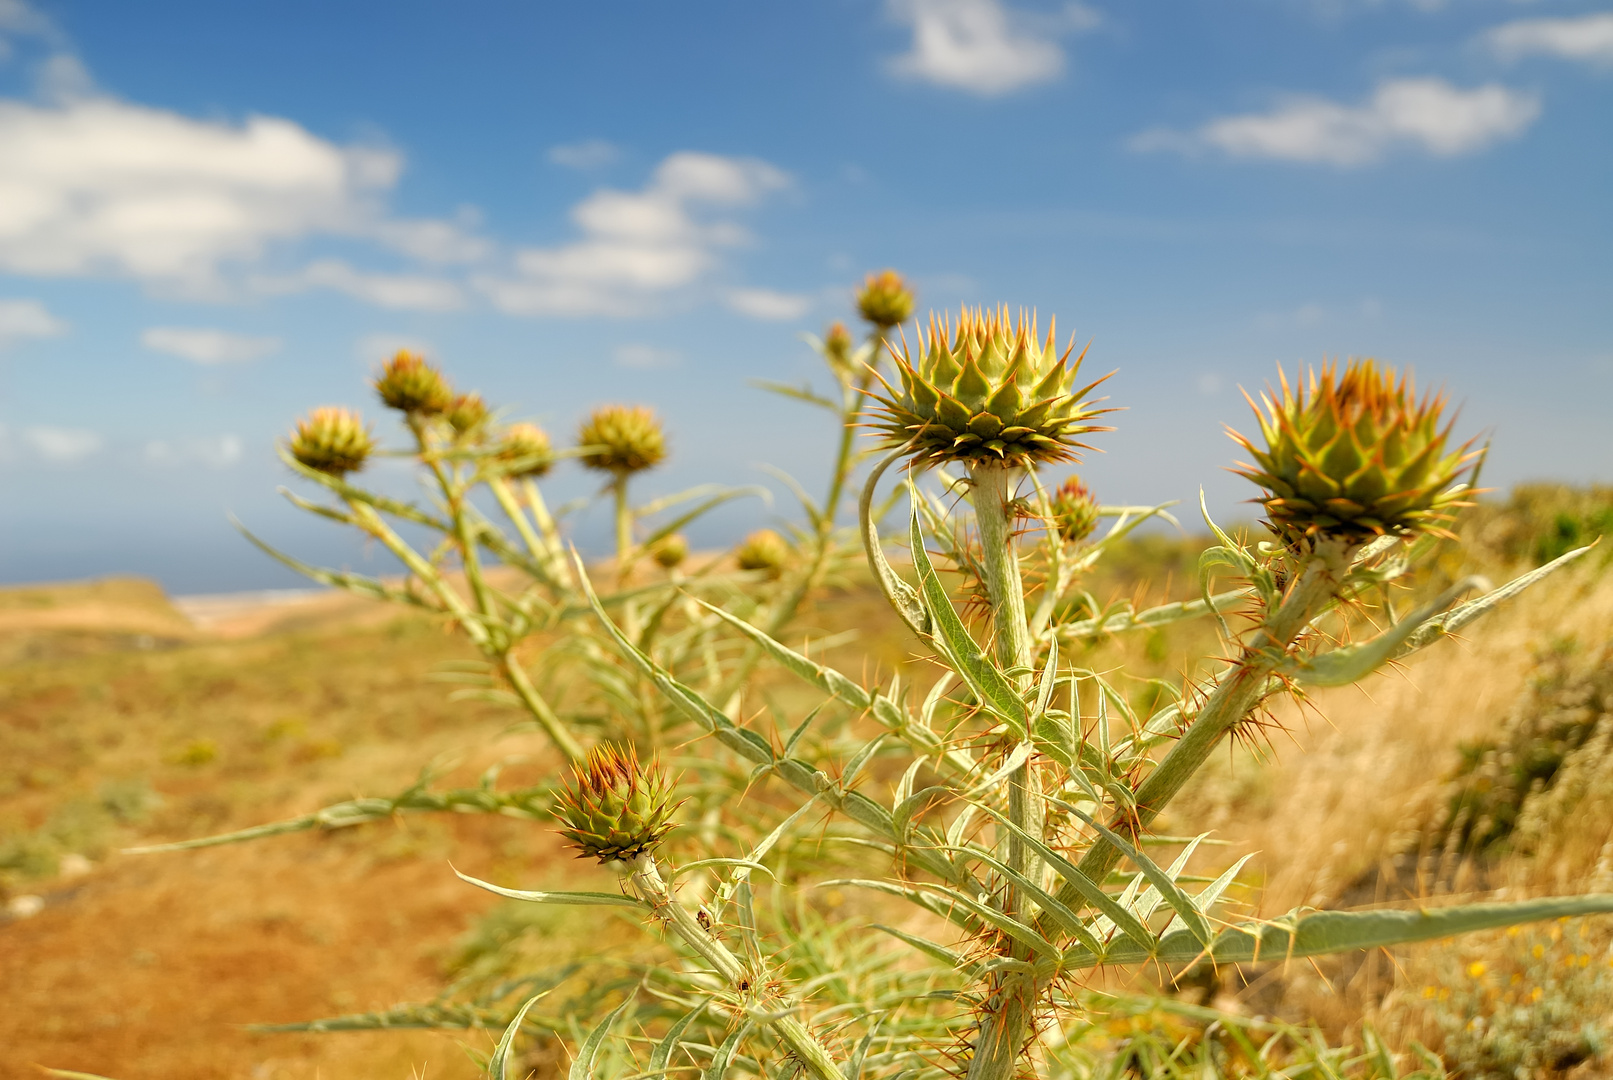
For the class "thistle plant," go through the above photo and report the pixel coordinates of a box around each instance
[131,287,1609,1080]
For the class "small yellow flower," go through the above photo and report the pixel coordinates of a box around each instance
[1530,986,1544,1002]
[1421,986,1437,999]
[1533,943,1547,959]
[1467,961,1487,979]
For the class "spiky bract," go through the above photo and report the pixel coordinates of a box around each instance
[869,307,1110,470]
[736,529,789,578]
[1230,358,1474,545]
[553,744,679,862]
[374,350,452,416]
[446,392,490,437]
[650,533,688,569]
[856,270,914,330]
[496,423,553,478]
[289,407,373,477]
[578,405,667,474]
[1049,476,1099,543]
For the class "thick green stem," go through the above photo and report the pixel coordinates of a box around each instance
[629,854,841,1080]
[500,652,585,763]
[611,473,634,585]
[965,461,1043,1080]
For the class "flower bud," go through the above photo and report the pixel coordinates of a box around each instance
[869,306,1111,469]
[374,350,452,416]
[823,321,855,378]
[1049,477,1100,543]
[736,529,789,578]
[1230,358,1475,545]
[856,270,915,331]
[446,392,491,438]
[650,534,688,570]
[288,407,373,477]
[496,423,554,478]
[578,405,667,475]
[553,744,680,863]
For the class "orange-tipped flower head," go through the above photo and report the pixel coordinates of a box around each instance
[650,533,689,570]
[374,350,452,416]
[578,405,667,475]
[496,423,554,478]
[446,392,491,438]
[288,407,373,477]
[869,306,1113,470]
[736,529,789,578]
[553,744,680,863]
[856,270,915,330]
[1050,476,1100,543]
[1229,358,1475,545]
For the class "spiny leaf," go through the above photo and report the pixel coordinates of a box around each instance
[1060,803,1213,946]
[490,990,551,1080]
[649,998,710,1076]
[569,998,634,1080]
[1065,894,1613,969]
[454,868,645,908]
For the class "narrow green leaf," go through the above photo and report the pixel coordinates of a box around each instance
[1066,894,1613,969]
[1400,544,1594,656]
[701,1022,750,1080]
[670,858,775,880]
[490,990,551,1080]
[907,497,1029,732]
[570,998,633,1080]
[872,924,982,978]
[975,805,1155,953]
[947,845,1105,957]
[1287,576,1482,687]
[1061,803,1213,946]
[649,999,710,1076]
[454,868,644,908]
[859,447,928,638]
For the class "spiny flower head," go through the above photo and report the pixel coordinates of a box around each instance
[1229,358,1476,545]
[495,423,554,478]
[650,533,688,570]
[1049,476,1100,543]
[856,270,915,330]
[735,529,789,578]
[553,744,680,863]
[446,392,491,438]
[288,407,373,477]
[868,306,1112,470]
[823,320,855,379]
[578,405,667,475]
[374,350,452,416]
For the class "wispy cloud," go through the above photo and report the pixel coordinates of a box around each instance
[476,152,789,317]
[354,333,432,365]
[886,0,1097,96]
[141,326,280,365]
[725,288,813,321]
[143,434,242,469]
[23,424,100,462]
[1132,78,1539,166]
[0,297,67,348]
[255,259,465,311]
[1487,13,1613,67]
[614,343,681,370]
[549,139,621,170]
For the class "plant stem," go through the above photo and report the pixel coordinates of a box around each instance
[612,473,634,585]
[501,652,586,764]
[629,854,842,1080]
[965,460,1041,1080]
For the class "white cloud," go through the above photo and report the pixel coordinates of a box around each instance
[1488,14,1613,67]
[256,259,465,311]
[1133,78,1539,166]
[0,94,402,289]
[0,297,66,348]
[886,0,1097,96]
[614,343,680,370]
[549,139,621,170]
[24,424,99,462]
[141,326,280,365]
[144,434,242,469]
[725,288,814,321]
[367,210,491,264]
[477,151,789,316]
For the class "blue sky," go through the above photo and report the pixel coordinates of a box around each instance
[0,0,1608,592]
